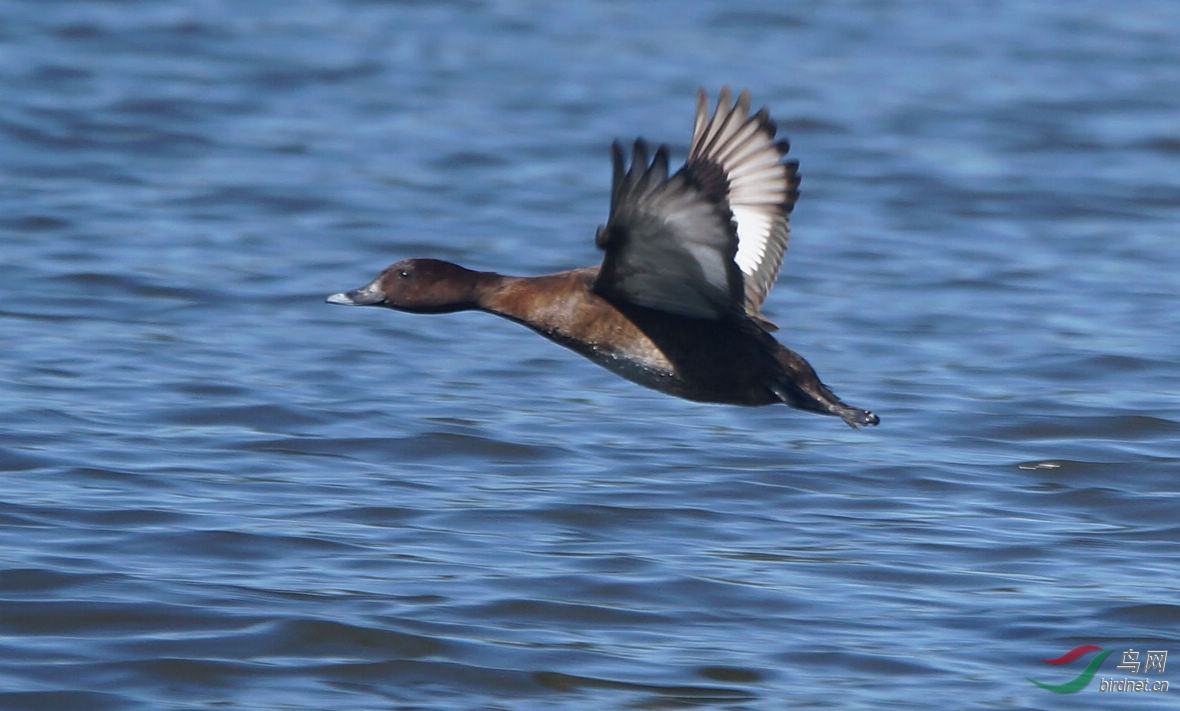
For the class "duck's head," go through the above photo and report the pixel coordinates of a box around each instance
[326,259,480,314]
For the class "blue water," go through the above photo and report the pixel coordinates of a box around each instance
[3,1,1179,709]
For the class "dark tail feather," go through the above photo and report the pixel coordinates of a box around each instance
[770,347,879,428]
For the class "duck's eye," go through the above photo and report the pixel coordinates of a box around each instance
[398,270,410,279]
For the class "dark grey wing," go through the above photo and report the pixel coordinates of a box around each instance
[685,87,798,323]
[592,139,744,320]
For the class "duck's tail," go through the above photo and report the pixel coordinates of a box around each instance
[770,346,879,428]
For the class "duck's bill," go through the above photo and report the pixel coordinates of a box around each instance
[325,292,357,305]
[325,281,385,306]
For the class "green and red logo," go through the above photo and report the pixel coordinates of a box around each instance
[1029,644,1170,694]
[1028,645,1113,693]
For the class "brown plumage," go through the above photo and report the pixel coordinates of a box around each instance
[327,88,878,427]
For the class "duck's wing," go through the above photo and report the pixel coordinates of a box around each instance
[592,138,744,320]
[592,88,798,326]
[686,87,798,323]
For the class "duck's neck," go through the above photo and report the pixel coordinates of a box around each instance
[473,272,534,321]
[475,269,594,335]
[418,267,505,314]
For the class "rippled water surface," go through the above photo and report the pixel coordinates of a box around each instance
[3,1,1179,709]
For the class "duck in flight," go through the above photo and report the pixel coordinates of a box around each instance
[327,88,879,427]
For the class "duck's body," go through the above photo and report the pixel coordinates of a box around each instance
[328,88,878,427]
